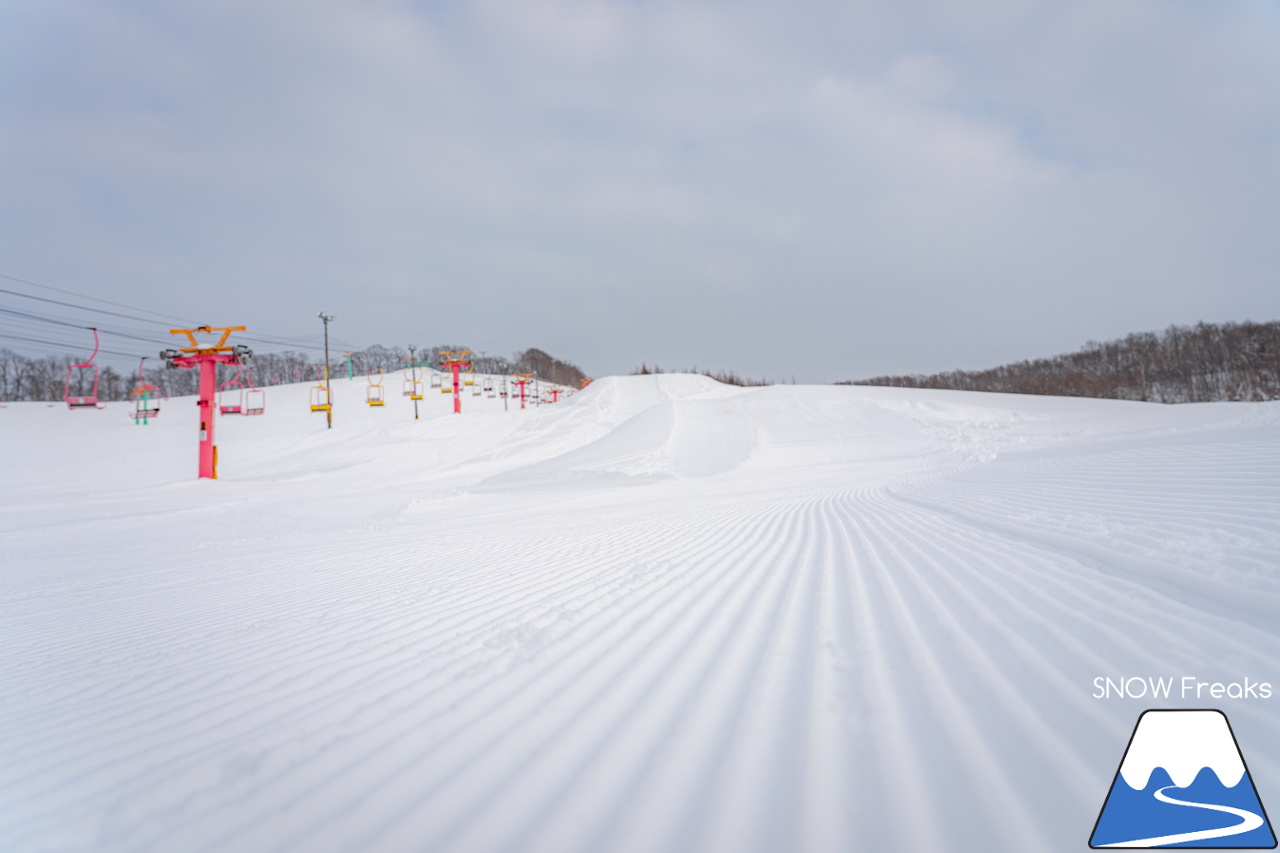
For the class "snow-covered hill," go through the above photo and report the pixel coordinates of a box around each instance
[3,373,1278,852]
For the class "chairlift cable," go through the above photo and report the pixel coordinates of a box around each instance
[234,334,326,351]
[0,331,141,359]
[0,310,172,347]
[0,272,410,365]
[0,271,196,325]
[0,273,325,352]
[0,286,180,327]
[0,290,328,357]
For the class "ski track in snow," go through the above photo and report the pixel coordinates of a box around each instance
[2,375,1278,852]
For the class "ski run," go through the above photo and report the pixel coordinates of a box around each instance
[2,372,1278,853]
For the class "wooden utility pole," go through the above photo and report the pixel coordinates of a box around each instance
[318,312,335,429]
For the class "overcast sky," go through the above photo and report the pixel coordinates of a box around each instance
[2,0,1278,382]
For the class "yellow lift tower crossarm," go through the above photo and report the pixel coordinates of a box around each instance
[167,325,247,354]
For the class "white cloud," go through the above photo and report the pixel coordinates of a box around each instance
[475,0,635,59]
[1,0,1277,380]
[809,71,1064,193]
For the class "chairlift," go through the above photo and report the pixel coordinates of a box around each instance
[499,379,509,398]
[311,366,332,412]
[131,391,161,421]
[430,372,443,389]
[368,368,386,407]
[463,370,476,387]
[402,364,423,400]
[219,364,245,415]
[130,356,161,424]
[65,328,104,409]
[243,368,266,415]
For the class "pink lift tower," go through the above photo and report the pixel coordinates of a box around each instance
[161,325,252,479]
[512,373,534,410]
[438,350,474,414]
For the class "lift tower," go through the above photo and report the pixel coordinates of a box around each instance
[512,373,534,410]
[438,350,474,414]
[161,325,251,479]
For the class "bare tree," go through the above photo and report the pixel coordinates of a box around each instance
[1,342,591,400]
[846,321,1280,402]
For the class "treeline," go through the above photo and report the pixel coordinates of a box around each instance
[631,364,774,387]
[845,321,1280,403]
[513,348,589,387]
[0,344,588,402]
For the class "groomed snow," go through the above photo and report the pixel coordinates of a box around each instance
[2,373,1279,852]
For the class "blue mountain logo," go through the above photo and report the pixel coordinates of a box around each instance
[1090,709,1276,848]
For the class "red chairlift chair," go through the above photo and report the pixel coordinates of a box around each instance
[65,328,104,409]
[130,356,161,423]
[219,364,245,415]
[243,368,265,416]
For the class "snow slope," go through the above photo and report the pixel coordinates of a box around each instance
[2,373,1278,852]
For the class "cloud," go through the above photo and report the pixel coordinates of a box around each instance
[809,70,1065,193]
[1,0,1277,380]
